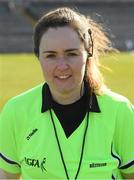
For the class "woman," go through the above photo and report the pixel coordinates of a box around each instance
[0,7,134,179]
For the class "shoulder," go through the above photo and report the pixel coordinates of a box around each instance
[0,84,45,134]
[1,83,44,114]
[97,88,132,109]
[96,89,133,120]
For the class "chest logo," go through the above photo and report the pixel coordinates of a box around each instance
[24,157,47,172]
[26,128,38,140]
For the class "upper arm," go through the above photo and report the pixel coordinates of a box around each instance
[0,169,20,179]
[0,102,21,175]
[114,101,134,175]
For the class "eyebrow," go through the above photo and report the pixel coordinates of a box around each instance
[42,48,79,54]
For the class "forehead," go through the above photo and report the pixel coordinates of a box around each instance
[39,26,84,51]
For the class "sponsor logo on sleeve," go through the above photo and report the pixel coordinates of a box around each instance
[89,162,107,168]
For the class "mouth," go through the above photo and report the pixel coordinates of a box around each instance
[55,75,72,80]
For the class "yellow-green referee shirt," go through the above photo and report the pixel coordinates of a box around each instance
[0,83,134,179]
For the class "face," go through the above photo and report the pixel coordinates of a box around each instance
[39,26,88,97]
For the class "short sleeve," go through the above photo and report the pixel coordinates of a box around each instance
[0,101,21,174]
[113,100,134,174]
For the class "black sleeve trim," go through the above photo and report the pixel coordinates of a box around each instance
[119,160,134,169]
[111,144,121,167]
[0,153,20,167]
[112,174,116,179]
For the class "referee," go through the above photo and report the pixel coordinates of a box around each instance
[0,7,134,179]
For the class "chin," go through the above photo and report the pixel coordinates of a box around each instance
[56,86,75,94]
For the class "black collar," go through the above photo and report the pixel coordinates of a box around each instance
[41,83,100,113]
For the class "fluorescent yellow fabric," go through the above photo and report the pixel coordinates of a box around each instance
[0,84,134,179]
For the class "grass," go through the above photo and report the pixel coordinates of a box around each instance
[0,54,44,110]
[0,52,134,110]
[100,52,134,104]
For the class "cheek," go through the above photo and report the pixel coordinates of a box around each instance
[75,60,86,76]
[72,63,86,84]
[80,65,86,80]
[40,61,53,78]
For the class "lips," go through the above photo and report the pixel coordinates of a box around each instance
[55,75,72,80]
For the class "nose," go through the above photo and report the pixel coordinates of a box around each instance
[56,57,69,70]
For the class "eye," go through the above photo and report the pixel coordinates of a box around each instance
[46,54,56,58]
[67,52,78,57]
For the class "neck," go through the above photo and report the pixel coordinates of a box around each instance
[50,85,84,105]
